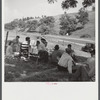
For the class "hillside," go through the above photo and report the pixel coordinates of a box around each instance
[53,11,95,39]
[5,11,95,39]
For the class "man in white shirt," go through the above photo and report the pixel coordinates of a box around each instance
[58,48,74,73]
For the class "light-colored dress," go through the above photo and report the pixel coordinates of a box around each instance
[6,45,14,57]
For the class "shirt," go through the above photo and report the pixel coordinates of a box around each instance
[51,50,62,63]
[30,40,36,48]
[37,42,46,51]
[22,41,29,48]
[58,52,73,73]
[12,38,19,44]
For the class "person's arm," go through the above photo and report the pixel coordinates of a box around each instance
[67,60,72,74]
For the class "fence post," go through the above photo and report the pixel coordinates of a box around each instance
[5,31,9,54]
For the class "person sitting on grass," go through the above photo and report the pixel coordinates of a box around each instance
[58,48,75,73]
[67,44,77,62]
[21,37,31,59]
[36,40,48,63]
[69,49,95,81]
[51,45,63,65]
[6,41,14,58]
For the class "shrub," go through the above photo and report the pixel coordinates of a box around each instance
[80,34,91,38]
[39,16,55,28]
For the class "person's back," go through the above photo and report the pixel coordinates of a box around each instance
[30,40,38,54]
[58,48,74,73]
[58,52,73,68]
[51,50,62,62]
[51,45,62,64]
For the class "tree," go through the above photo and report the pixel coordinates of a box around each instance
[40,16,55,28]
[18,20,26,28]
[76,8,89,27]
[39,16,55,35]
[5,20,18,30]
[59,14,77,35]
[39,24,50,35]
[48,0,95,9]
[27,20,39,32]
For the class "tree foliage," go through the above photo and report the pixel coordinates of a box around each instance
[76,8,89,26]
[59,14,77,35]
[39,16,55,34]
[27,20,39,32]
[40,16,55,28]
[62,0,78,9]
[5,21,18,30]
[48,0,95,9]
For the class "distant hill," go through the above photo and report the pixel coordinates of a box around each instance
[53,11,95,39]
[5,11,95,39]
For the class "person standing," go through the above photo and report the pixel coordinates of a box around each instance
[12,36,20,52]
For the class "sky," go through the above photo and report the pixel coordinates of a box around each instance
[4,0,92,23]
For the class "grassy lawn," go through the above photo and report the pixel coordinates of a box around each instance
[5,56,87,82]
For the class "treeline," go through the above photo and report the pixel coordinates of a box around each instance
[5,8,89,35]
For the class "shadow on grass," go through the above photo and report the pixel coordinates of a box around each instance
[5,56,87,82]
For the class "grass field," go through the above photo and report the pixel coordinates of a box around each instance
[5,55,87,82]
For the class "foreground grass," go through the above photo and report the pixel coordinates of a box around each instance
[5,56,87,82]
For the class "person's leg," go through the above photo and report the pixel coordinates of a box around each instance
[81,66,90,81]
[44,51,48,62]
[57,65,68,72]
[70,66,82,81]
[70,66,90,81]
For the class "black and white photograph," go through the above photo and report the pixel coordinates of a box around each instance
[4,0,96,82]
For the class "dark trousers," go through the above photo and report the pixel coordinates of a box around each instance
[38,50,48,62]
[57,65,68,72]
[71,66,90,81]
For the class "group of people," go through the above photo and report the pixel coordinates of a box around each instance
[6,35,49,61]
[5,35,95,81]
[51,44,95,81]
